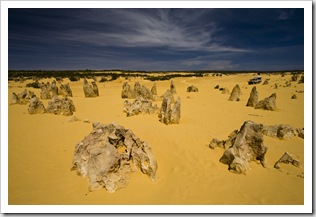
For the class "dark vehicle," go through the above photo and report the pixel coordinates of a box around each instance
[248,76,262,85]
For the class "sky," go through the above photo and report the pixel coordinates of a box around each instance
[8,8,304,71]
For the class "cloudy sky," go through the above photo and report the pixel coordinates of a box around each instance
[8,8,304,71]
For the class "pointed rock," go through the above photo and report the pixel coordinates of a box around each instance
[255,93,277,111]
[246,86,258,107]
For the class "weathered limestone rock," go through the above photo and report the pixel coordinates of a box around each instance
[159,95,181,125]
[274,152,300,169]
[134,82,142,96]
[255,93,277,111]
[60,83,73,97]
[121,82,135,99]
[11,89,33,105]
[219,121,267,174]
[298,75,304,84]
[11,93,19,104]
[123,97,159,117]
[187,85,199,92]
[71,123,157,192]
[139,85,153,100]
[246,86,258,107]
[228,84,241,101]
[161,89,175,103]
[51,80,59,96]
[170,80,177,94]
[262,124,303,139]
[291,94,297,99]
[263,79,269,85]
[46,96,76,116]
[221,88,230,94]
[28,96,46,114]
[209,130,238,150]
[151,82,157,95]
[291,74,298,82]
[83,78,98,97]
[40,85,52,100]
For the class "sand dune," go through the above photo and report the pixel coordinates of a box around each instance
[8,73,304,205]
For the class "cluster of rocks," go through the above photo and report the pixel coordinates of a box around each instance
[121,81,154,100]
[244,87,277,111]
[123,97,159,117]
[83,78,99,97]
[11,89,34,105]
[209,120,303,174]
[27,95,76,116]
[274,152,300,169]
[38,80,73,100]
[71,122,157,192]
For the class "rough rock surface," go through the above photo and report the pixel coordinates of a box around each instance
[60,83,73,97]
[228,84,241,101]
[121,82,135,99]
[151,82,157,95]
[51,80,59,96]
[298,75,304,84]
[11,89,33,105]
[170,80,177,94]
[262,124,303,139]
[219,121,267,174]
[28,96,46,114]
[83,78,99,97]
[159,95,181,125]
[291,74,298,82]
[71,122,157,192]
[187,85,199,92]
[139,85,153,100]
[123,97,159,117]
[40,85,52,100]
[46,96,76,116]
[246,86,258,107]
[255,93,277,111]
[274,152,300,169]
[209,130,238,150]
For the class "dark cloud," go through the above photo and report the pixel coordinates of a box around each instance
[8,8,304,71]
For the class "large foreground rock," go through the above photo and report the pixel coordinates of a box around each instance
[123,97,159,117]
[28,96,46,114]
[246,86,258,107]
[219,121,267,174]
[255,93,277,111]
[46,96,76,116]
[228,84,241,101]
[71,123,157,192]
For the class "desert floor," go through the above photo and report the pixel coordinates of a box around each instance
[8,73,304,205]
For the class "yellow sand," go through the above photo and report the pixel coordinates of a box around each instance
[8,73,304,205]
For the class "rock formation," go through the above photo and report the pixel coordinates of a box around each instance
[214,85,220,89]
[274,152,300,169]
[291,74,298,82]
[60,83,73,97]
[40,85,52,100]
[28,96,46,114]
[46,96,76,116]
[219,121,267,174]
[83,78,98,97]
[228,84,241,101]
[246,86,258,107]
[11,89,33,105]
[51,80,59,96]
[71,122,157,192]
[263,79,269,85]
[151,82,157,95]
[291,94,297,99]
[262,124,304,139]
[255,93,277,111]
[139,85,153,100]
[221,88,230,94]
[209,130,238,150]
[159,94,181,125]
[298,75,304,84]
[134,82,142,96]
[187,85,199,92]
[121,82,135,99]
[170,80,177,94]
[123,97,159,117]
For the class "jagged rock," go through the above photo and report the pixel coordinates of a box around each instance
[274,152,300,169]
[298,75,304,84]
[139,85,153,100]
[228,84,241,101]
[170,80,177,94]
[121,82,135,99]
[51,80,59,96]
[11,89,33,105]
[11,93,19,104]
[187,85,199,92]
[158,95,181,125]
[246,86,258,107]
[83,78,98,97]
[40,85,52,100]
[291,74,298,82]
[151,82,157,95]
[219,121,267,174]
[262,124,302,139]
[28,96,46,114]
[46,96,76,116]
[263,79,269,85]
[71,123,157,192]
[255,93,277,111]
[123,97,159,117]
[221,88,230,94]
[291,94,297,99]
[134,82,142,96]
[60,83,73,97]
[209,130,238,150]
